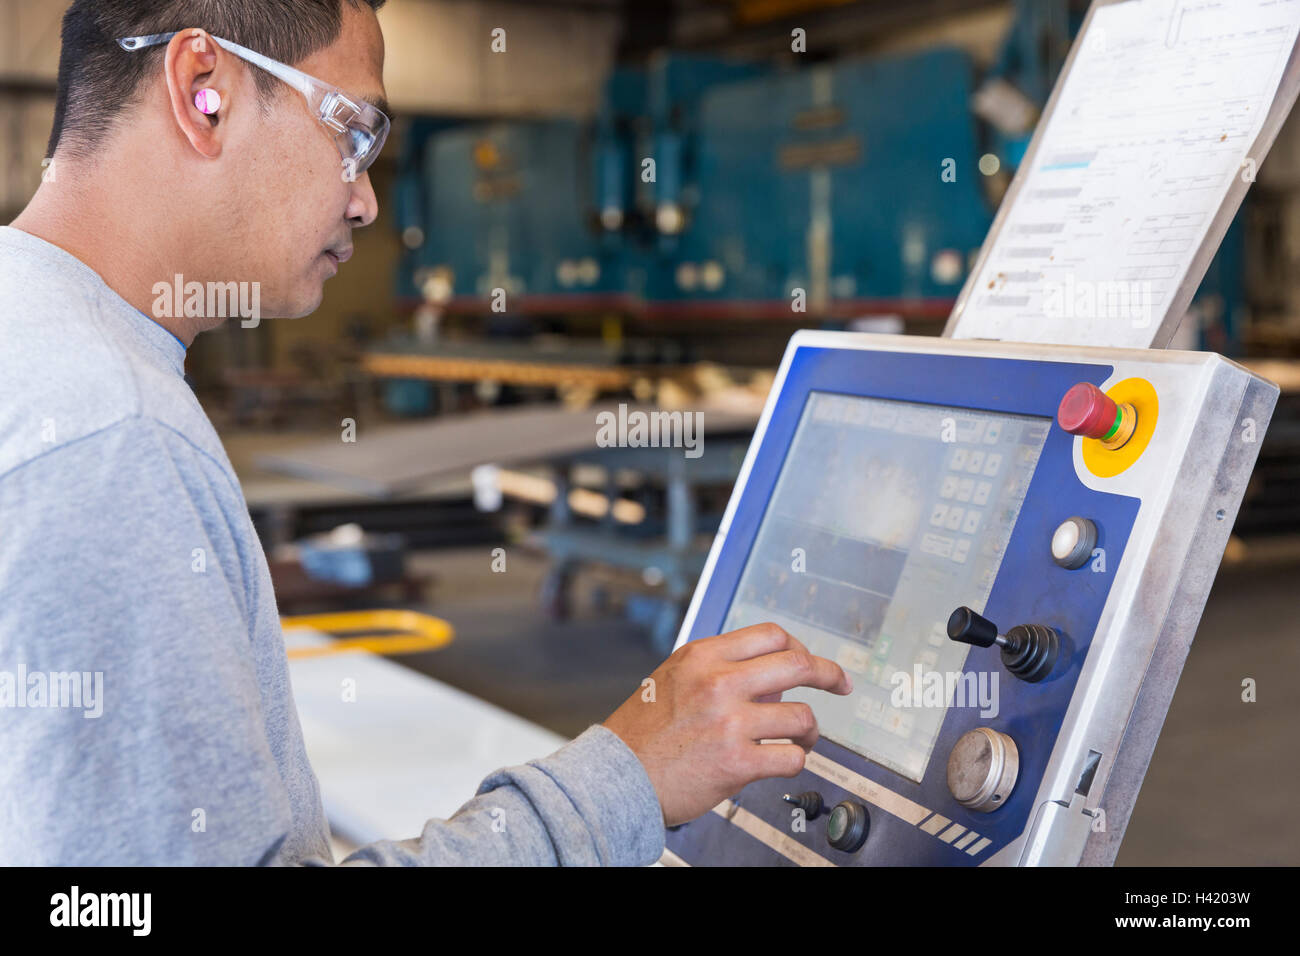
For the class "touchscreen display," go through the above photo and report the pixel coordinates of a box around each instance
[722,392,1050,782]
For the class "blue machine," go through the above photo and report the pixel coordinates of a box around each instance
[665,331,1275,866]
[396,48,995,318]
[396,55,766,312]
[591,54,765,244]
[653,48,991,316]
[415,121,620,306]
[591,67,645,241]
[393,117,464,303]
[392,6,1248,333]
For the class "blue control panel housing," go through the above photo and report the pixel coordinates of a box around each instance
[667,345,1141,866]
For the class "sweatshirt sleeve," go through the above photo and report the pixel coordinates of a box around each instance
[334,724,666,867]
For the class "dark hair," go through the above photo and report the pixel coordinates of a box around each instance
[48,0,386,157]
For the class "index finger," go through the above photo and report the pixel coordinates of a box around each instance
[704,622,801,662]
[735,647,853,698]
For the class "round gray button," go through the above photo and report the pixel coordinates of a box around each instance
[947,727,1019,812]
[1051,516,1097,570]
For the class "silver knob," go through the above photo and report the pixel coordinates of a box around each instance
[947,727,1019,812]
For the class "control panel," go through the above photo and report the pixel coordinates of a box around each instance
[665,331,1276,866]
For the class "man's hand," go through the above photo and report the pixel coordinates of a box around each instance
[602,623,852,826]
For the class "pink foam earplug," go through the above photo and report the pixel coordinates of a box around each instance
[194,89,221,115]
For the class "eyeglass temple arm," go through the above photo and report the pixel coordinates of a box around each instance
[116,31,315,100]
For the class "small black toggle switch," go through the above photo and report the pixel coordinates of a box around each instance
[947,607,1060,683]
[781,791,825,820]
[946,606,999,647]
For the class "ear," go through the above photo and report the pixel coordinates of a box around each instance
[162,29,227,159]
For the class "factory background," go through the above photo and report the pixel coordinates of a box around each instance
[2,0,1297,865]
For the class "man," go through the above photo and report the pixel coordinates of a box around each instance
[0,0,850,865]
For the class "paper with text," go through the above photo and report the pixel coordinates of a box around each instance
[950,0,1300,348]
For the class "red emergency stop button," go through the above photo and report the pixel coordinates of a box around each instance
[1058,383,1137,449]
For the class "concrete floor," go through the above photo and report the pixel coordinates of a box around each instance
[386,545,1299,865]
[1116,556,1300,865]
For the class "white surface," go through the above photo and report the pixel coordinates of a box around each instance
[285,629,568,847]
[952,0,1300,348]
[1051,519,1081,560]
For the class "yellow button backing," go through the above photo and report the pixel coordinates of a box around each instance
[1081,378,1158,478]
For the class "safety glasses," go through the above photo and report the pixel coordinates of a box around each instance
[117,31,390,174]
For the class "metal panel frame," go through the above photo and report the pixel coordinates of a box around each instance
[674,330,1278,865]
[1076,373,1277,864]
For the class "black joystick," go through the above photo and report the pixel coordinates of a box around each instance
[781,791,825,820]
[947,607,1060,683]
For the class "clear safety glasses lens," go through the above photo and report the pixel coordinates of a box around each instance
[319,91,389,173]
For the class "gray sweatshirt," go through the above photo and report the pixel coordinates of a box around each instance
[0,226,665,866]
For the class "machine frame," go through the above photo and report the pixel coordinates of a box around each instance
[670,331,1276,866]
